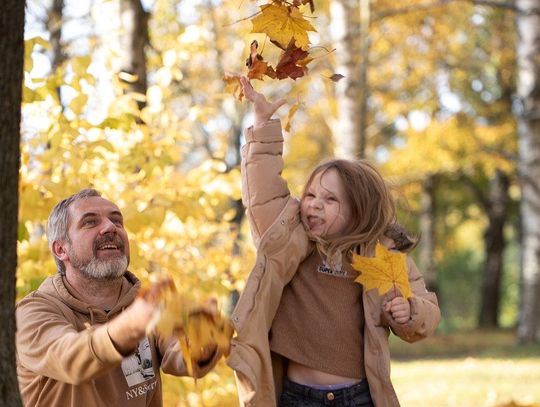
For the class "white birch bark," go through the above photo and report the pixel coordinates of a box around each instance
[330,0,369,159]
[516,0,540,343]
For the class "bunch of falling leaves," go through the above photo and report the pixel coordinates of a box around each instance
[351,242,414,300]
[140,278,234,376]
[223,0,343,102]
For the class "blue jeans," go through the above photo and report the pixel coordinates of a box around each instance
[279,378,375,407]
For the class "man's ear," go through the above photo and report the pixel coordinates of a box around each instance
[52,240,69,262]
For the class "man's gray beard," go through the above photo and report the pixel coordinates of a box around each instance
[71,253,128,280]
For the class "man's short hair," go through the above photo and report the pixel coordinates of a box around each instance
[47,188,102,273]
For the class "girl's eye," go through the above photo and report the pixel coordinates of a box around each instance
[306,193,315,198]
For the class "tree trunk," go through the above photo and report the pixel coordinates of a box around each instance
[478,170,509,328]
[330,0,369,159]
[47,0,65,107]
[419,174,439,294]
[48,0,65,71]
[0,0,25,405]
[118,0,148,109]
[516,0,540,344]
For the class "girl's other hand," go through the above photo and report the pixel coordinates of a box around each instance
[383,296,411,324]
[240,76,286,128]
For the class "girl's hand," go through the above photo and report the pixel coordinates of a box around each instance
[383,296,411,324]
[240,76,286,128]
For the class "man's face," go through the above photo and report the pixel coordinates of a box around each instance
[61,196,130,280]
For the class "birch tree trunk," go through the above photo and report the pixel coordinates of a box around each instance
[516,0,540,344]
[330,0,369,159]
[0,0,25,404]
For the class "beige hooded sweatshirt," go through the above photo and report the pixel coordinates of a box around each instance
[16,271,216,407]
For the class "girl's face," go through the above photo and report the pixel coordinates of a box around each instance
[301,168,352,238]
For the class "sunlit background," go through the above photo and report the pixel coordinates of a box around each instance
[19,0,540,405]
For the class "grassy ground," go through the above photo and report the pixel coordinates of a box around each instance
[389,329,540,407]
[162,329,540,406]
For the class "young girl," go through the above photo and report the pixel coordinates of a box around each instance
[226,77,441,407]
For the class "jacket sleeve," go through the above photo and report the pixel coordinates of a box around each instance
[241,119,290,246]
[16,294,124,385]
[386,257,441,343]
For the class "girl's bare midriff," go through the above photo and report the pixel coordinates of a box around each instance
[287,360,362,386]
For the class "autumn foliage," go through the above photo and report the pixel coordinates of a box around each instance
[223,0,341,101]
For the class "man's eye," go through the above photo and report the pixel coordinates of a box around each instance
[83,219,96,226]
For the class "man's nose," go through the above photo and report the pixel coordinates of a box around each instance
[100,218,117,234]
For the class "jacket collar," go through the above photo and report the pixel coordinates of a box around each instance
[38,271,140,322]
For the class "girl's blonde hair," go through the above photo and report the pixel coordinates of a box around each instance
[302,159,396,263]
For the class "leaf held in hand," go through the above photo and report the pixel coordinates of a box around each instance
[351,242,414,299]
[176,307,234,376]
[145,279,234,376]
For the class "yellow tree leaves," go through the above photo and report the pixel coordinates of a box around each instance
[222,0,323,94]
[250,3,315,51]
[351,243,414,299]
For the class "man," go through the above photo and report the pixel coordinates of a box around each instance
[16,189,219,406]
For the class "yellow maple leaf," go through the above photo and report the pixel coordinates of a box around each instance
[222,72,244,101]
[145,279,234,376]
[284,101,301,132]
[251,4,316,51]
[351,243,414,299]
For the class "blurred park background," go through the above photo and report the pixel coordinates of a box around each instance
[15,0,540,405]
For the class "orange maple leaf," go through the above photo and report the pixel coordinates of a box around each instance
[246,40,274,81]
[351,242,414,299]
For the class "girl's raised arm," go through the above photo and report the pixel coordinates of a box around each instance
[239,78,292,243]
